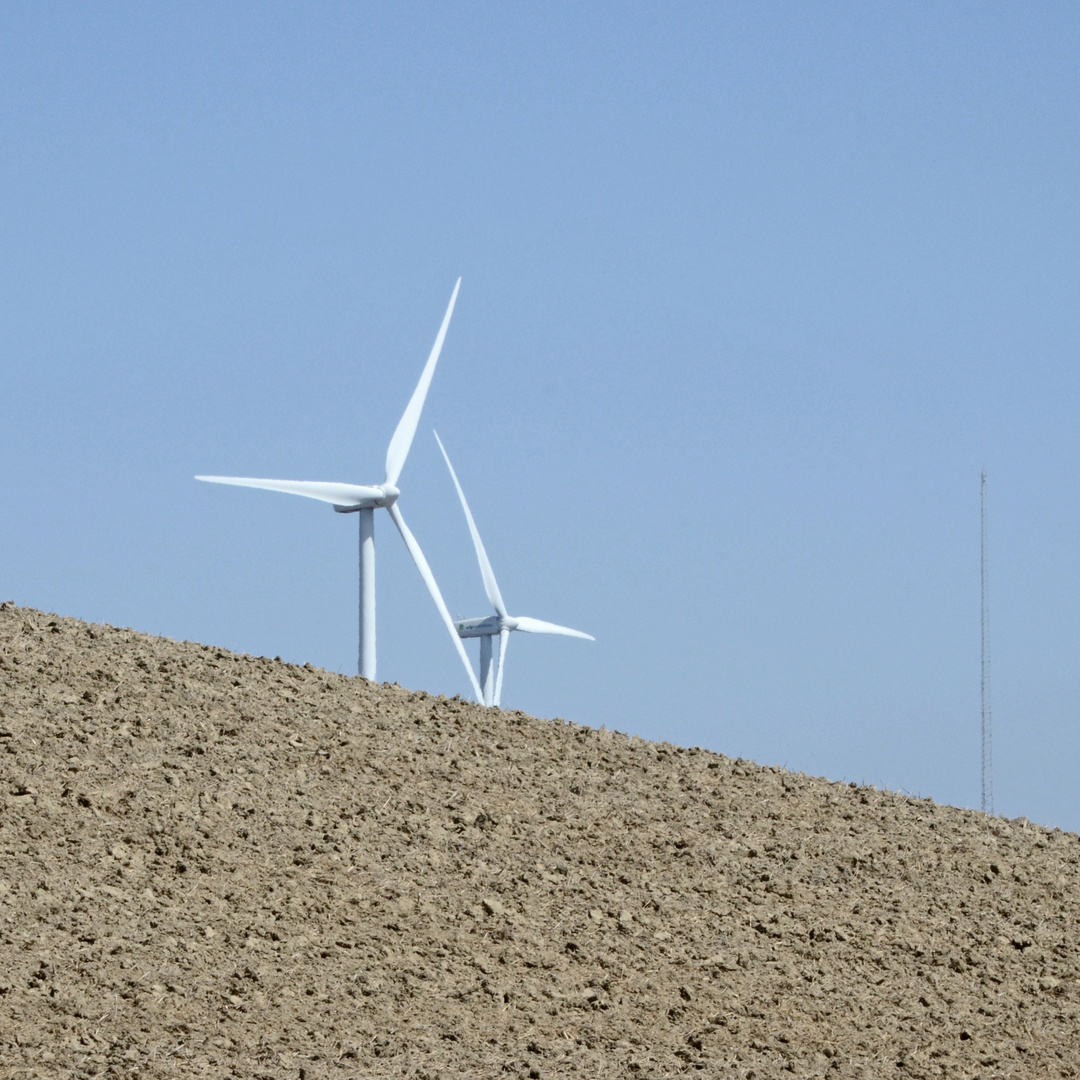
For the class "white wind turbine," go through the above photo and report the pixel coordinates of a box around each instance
[197,280,482,699]
[434,430,593,707]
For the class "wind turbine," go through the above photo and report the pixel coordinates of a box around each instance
[433,430,593,707]
[197,279,482,699]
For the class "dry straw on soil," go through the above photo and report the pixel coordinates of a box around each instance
[1,602,1078,1079]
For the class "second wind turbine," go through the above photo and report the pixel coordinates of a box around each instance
[197,279,482,698]
[434,430,593,707]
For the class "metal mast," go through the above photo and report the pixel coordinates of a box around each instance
[980,470,993,815]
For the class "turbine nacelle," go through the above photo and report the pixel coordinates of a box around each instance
[332,484,400,513]
[455,615,500,638]
[454,614,521,638]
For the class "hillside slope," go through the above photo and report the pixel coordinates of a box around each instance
[0,603,1078,1079]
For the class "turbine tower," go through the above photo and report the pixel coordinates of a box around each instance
[434,430,593,707]
[197,280,482,699]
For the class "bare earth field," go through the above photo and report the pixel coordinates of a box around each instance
[1,603,1078,1078]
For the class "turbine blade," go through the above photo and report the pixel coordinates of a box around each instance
[512,616,595,640]
[386,502,484,701]
[433,431,507,618]
[494,626,510,708]
[384,278,461,487]
[196,476,383,507]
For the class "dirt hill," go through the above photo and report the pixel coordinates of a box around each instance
[1,603,1078,1079]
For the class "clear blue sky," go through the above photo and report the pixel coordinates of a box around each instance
[3,4,1079,829]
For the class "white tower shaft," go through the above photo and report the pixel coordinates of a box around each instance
[479,634,495,706]
[359,507,376,680]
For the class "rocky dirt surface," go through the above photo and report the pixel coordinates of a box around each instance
[1,603,1079,1079]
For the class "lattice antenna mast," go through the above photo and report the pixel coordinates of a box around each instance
[980,470,994,815]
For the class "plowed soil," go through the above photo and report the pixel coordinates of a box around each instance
[1,602,1078,1079]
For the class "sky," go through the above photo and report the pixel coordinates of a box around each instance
[3,3,1080,829]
